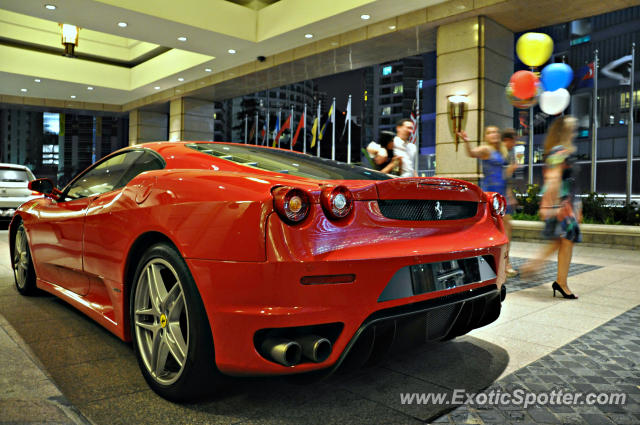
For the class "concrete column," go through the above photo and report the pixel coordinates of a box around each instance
[129,109,168,146]
[169,97,215,142]
[435,16,513,184]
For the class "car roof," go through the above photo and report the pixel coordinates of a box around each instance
[0,163,34,172]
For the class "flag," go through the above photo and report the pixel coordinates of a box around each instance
[261,121,268,145]
[319,104,333,141]
[340,97,351,139]
[273,113,291,147]
[292,112,305,147]
[248,120,256,142]
[271,115,280,146]
[409,100,418,143]
[310,117,318,148]
[575,62,595,89]
[602,55,632,85]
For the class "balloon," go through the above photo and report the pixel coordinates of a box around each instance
[509,70,539,99]
[516,32,553,67]
[506,83,539,109]
[539,89,570,115]
[541,63,573,91]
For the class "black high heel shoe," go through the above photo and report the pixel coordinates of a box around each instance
[552,281,578,299]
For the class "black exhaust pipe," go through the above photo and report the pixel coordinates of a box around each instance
[261,338,302,366]
[297,335,332,363]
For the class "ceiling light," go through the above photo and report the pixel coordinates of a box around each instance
[87,86,94,90]
[205,68,212,72]
[20,88,27,92]
[178,77,184,82]
[228,49,236,54]
[70,95,76,99]
[45,4,56,10]
[388,25,396,30]
[177,36,187,42]
[34,79,41,83]
[117,22,128,28]
[154,86,161,90]
[360,14,371,20]
[304,33,313,39]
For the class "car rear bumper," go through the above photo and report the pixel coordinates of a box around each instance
[186,241,507,376]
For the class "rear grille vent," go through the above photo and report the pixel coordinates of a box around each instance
[377,200,478,221]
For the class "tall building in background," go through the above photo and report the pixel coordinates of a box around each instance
[365,56,424,141]
[213,101,230,141]
[0,110,44,169]
[228,81,316,144]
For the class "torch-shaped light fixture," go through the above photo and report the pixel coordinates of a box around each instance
[447,94,469,151]
[60,24,80,57]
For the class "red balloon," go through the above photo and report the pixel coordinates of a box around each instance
[509,71,538,99]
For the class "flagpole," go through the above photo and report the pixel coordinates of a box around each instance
[265,105,270,146]
[244,114,248,144]
[277,108,281,149]
[347,94,352,164]
[290,105,294,150]
[317,101,321,157]
[303,104,307,154]
[528,106,534,185]
[591,50,599,193]
[331,97,336,160]
[255,110,259,145]
[627,42,635,204]
[415,80,421,174]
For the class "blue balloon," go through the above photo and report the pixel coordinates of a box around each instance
[541,63,574,91]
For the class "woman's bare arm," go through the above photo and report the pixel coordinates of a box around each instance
[457,131,490,160]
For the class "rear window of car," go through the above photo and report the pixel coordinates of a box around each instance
[186,143,392,181]
[0,168,31,182]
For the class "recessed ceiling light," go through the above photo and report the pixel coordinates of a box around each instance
[228,49,236,54]
[154,86,161,90]
[388,25,396,30]
[304,33,313,39]
[177,36,187,42]
[70,95,76,99]
[205,68,212,72]
[117,22,128,28]
[87,86,94,90]
[178,77,184,82]
[34,78,41,83]
[44,4,56,10]
[360,14,371,20]
[20,88,27,92]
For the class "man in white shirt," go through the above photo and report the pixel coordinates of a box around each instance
[393,118,417,177]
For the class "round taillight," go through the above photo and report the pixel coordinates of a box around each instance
[272,186,311,223]
[321,186,354,220]
[490,193,506,216]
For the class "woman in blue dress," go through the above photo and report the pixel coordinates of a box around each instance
[458,126,518,277]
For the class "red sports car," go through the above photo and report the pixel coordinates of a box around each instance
[11,142,507,401]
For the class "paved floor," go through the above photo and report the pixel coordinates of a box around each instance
[0,230,638,424]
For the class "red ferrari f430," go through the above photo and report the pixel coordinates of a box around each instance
[11,142,507,401]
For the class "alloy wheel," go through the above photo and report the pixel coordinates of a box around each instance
[134,258,189,386]
[13,227,30,290]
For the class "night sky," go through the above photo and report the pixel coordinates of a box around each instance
[315,68,365,116]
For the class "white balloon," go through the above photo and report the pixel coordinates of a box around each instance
[539,88,570,115]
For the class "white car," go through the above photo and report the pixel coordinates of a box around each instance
[0,164,38,219]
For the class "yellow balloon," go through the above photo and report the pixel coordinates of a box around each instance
[516,32,553,67]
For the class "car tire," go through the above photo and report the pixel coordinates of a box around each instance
[130,242,221,401]
[13,223,37,296]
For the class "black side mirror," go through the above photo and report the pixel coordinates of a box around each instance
[29,178,59,199]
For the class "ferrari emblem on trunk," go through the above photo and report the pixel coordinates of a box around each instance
[435,201,443,220]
